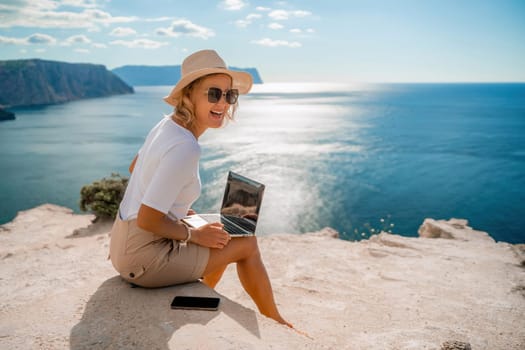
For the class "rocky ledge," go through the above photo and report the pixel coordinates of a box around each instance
[0,204,523,349]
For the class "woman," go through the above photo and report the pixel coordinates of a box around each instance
[109,49,290,327]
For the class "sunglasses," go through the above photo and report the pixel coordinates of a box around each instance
[206,87,239,104]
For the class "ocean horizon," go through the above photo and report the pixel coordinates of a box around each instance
[1,82,524,243]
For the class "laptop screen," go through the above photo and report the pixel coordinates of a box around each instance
[220,171,265,234]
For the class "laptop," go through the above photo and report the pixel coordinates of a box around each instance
[182,171,265,236]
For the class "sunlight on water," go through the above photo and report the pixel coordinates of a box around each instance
[197,86,371,234]
[250,82,371,94]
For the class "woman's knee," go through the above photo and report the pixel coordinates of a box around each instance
[237,236,260,259]
[205,236,260,272]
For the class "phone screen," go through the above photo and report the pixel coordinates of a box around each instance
[170,296,221,311]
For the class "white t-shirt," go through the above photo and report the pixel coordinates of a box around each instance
[119,115,201,221]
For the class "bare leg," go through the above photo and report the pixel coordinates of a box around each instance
[201,237,291,327]
[236,244,290,325]
[202,264,227,288]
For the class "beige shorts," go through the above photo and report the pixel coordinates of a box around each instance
[109,215,210,288]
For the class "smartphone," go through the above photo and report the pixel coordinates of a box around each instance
[170,296,221,311]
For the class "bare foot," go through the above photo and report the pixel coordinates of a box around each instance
[264,311,292,328]
[279,318,294,328]
[293,328,314,340]
[271,315,313,339]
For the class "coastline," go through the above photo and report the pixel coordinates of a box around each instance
[0,203,524,349]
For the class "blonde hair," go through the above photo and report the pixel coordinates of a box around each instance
[171,74,238,131]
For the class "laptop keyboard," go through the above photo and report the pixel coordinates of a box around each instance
[222,216,255,235]
[196,214,256,235]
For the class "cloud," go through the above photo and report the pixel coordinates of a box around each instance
[0,32,109,49]
[290,28,316,34]
[293,10,312,18]
[63,34,91,46]
[74,48,90,53]
[235,13,262,28]
[156,19,215,39]
[109,27,137,37]
[60,0,98,8]
[221,0,246,11]
[251,38,301,48]
[144,17,173,22]
[268,9,312,20]
[0,1,138,29]
[0,35,25,45]
[26,33,57,44]
[110,39,168,49]
[268,10,288,20]
[0,33,58,45]
[256,6,271,12]
[268,23,284,30]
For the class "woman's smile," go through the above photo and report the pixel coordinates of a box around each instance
[210,109,225,120]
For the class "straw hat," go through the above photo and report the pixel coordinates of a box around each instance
[163,49,253,107]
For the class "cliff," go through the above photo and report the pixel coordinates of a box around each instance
[0,59,134,117]
[112,65,263,86]
[0,204,524,349]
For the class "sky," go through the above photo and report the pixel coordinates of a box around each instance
[0,0,524,83]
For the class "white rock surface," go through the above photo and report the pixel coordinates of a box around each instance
[0,204,524,349]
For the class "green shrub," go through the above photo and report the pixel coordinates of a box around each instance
[80,173,128,220]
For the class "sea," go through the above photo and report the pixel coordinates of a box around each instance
[1,83,524,243]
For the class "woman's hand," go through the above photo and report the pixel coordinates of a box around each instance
[187,209,197,216]
[191,222,231,249]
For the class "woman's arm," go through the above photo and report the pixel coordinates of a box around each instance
[137,204,189,241]
[136,204,231,249]
[129,154,138,174]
